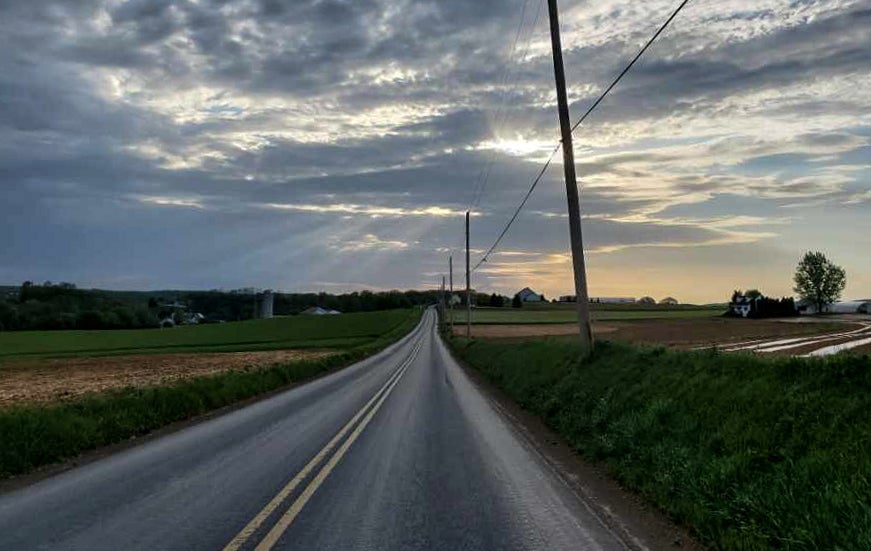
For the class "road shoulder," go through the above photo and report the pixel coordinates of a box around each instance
[443,334,706,551]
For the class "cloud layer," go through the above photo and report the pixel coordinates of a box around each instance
[1,0,869,302]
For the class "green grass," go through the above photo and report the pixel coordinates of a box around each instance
[449,336,871,550]
[0,309,421,478]
[450,306,721,324]
[0,310,414,361]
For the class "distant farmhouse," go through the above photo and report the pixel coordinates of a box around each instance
[729,291,797,318]
[729,294,757,318]
[516,287,544,303]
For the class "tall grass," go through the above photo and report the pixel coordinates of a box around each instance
[0,310,420,479]
[450,337,871,550]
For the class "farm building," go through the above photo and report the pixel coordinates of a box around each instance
[796,300,870,315]
[516,287,544,302]
[301,306,341,315]
[591,297,636,304]
[828,300,870,314]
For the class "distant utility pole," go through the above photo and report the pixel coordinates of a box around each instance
[449,255,454,333]
[441,275,446,330]
[465,211,471,339]
[547,0,593,352]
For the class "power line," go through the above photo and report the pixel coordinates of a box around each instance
[471,0,544,211]
[451,0,539,258]
[472,0,692,273]
[473,143,560,271]
[467,0,535,212]
[571,0,691,133]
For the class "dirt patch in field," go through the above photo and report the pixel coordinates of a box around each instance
[0,349,335,408]
[456,318,854,347]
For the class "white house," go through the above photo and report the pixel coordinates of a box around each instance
[729,294,759,318]
[516,287,543,302]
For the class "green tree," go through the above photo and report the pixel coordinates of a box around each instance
[745,289,763,299]
[793,251,846,314]
[512,294,523,309]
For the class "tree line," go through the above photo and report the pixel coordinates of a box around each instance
[0,283,445,331]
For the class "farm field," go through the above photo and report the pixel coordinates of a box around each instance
[450,304,722,324]
[0,309,421,477]
[0,349,336,408]
[454,317,852,348]
[0,309,414,361]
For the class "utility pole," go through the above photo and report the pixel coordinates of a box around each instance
[465,211,471,338]
[547,0,593,352]
[449,255,454,333]
[441,275,446,331]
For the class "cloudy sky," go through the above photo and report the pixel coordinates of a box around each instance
[1,0,869,303]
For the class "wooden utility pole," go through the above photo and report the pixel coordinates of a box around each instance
[449,255,454,333]
[441,275,446,331]
[547,0,593,352]
[465,211,471,338]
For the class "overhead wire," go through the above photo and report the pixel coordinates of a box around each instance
[450,0,540,258]
[472,0,692,273]
[470,0,545,211]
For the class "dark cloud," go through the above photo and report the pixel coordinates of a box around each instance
[0,0,868,295]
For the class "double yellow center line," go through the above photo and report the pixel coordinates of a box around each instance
[222,337,423,551]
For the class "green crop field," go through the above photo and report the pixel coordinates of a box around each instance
[0,309,416,361]
[450,305,722,324]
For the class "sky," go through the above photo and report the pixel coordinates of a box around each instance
[1,0,869,304]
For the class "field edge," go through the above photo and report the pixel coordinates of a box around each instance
[0,309,423,481]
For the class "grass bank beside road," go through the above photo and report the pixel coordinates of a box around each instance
[0,309,421,479]
[449,336,871,550]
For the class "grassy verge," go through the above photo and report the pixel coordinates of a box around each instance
[448,336,871,550]
[0,309,421,479]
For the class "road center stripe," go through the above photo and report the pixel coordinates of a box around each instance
[222,337,422,551]
[254,341,420,550]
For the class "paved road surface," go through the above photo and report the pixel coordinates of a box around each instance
[0,310,627,550]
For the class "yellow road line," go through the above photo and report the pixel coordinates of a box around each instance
[222,339,422,551]
[253,341,421,551]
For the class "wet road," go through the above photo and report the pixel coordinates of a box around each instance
[0,310,627,550]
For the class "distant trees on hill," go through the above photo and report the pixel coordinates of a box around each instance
[0,283,444,331]
[0,282,157,331]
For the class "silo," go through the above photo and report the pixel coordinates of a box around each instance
[259,290,274,319]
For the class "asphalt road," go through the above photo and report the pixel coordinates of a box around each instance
[0,310,627,550]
